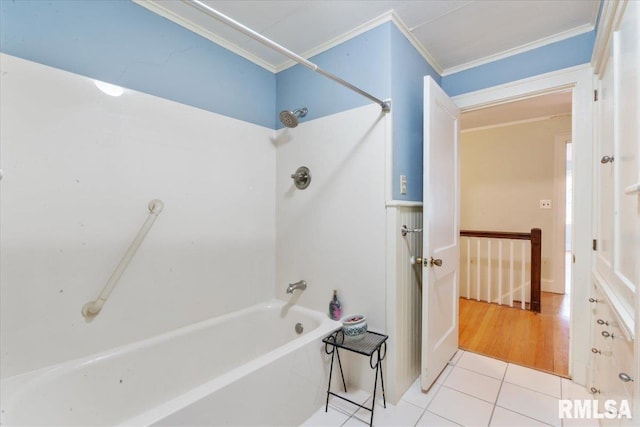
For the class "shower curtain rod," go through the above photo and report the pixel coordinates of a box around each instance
[187,0,391,112]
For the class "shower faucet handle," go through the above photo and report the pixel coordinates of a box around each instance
[291,169,307,179]
[291,166,311,190]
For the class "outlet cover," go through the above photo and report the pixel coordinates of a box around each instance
[540,200,552,209]
[400,175,407,195]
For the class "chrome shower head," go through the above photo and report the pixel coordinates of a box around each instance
[279,107,308,128]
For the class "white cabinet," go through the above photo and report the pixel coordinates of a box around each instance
[590,281,634,425]
[593,0,638,331]
[590,0,639,423]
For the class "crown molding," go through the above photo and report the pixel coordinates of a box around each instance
[461,114,571,134]
[136,0,593,82]
[274,10,444,75]
[273,10,394,72]
[133,0,277,73]
[388,11,444,75]
[136,1,444,76]
[442,24,595,76]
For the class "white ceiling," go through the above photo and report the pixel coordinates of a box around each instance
[461,90,573,130]
[137,0,599,74]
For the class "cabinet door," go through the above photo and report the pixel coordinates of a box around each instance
[594,0,638,323]
[612,0,639,317]
[595,38,615,286]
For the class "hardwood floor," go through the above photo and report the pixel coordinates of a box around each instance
[458,292,570,377]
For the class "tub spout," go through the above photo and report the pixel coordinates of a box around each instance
[286,280,307,294]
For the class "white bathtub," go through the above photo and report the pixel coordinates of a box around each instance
[0,300,341,426]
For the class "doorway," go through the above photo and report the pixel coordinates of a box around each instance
[450,65,594,385]
[457,91,573,377]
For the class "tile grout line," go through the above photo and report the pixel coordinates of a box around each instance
[422,409,465,426]
[449,362,507,382]
[437,383,500,406]
[486,358,510,426]
[502,363,562,427]
[493,403,556,427]
[502,378,562,400]
[413,382,441,427]
[504,362,564,399]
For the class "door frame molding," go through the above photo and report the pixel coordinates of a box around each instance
[554,131,572,295]
[452,63,594,385]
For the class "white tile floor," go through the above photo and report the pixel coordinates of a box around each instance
[301,350,599,427]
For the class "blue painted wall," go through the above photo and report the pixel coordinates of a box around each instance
[441,31,596,97]
[276,23,391,127]
[0,0,276,128]
[390,25,440,201]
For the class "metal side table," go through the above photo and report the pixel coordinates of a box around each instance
[322,329,388,426]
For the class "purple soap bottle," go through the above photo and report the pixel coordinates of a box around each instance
[329,289,342,320]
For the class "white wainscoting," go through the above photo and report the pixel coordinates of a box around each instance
[385,205,423,403]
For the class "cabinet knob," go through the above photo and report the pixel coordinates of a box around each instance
[596,319,609,326]
[601,331,613,338]
[600,155,614,164]
[618,373,634,383]
[589,298,598,303]
[590,387,600,395]
[591,347,601,354]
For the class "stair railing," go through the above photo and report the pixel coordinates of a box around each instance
[459,228,541,312]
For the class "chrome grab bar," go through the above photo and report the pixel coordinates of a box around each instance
[82,199,164,319]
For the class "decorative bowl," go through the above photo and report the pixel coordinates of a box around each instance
[341,314,367,340]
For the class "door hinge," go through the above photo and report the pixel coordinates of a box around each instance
[593,239,598,251]
[594,90,598,101]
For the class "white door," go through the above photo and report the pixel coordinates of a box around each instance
[421,76,460,390]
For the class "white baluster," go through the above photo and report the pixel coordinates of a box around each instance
[498,240,503,305]
[521,240,526,310]
[509,240,514,307]
[487,239,492,304]
[476,239,481,301]
[466,238,471,298]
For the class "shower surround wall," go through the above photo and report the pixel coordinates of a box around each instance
[275,102,388,395]
[275,103,388,334]
[0,54,276,377]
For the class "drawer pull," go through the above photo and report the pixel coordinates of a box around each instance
[590,387,600,395]
[618,373,634,383]
[591,347,601,354]
[601,331,613,338]
[589,298,598,303]
[596,319,609,326]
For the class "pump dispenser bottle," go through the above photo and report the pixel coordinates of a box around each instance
[329,289,342,320]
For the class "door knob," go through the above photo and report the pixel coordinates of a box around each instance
[429,257,443,267]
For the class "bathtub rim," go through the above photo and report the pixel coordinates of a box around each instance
[122,300,341,426]
[0,299,341,426]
